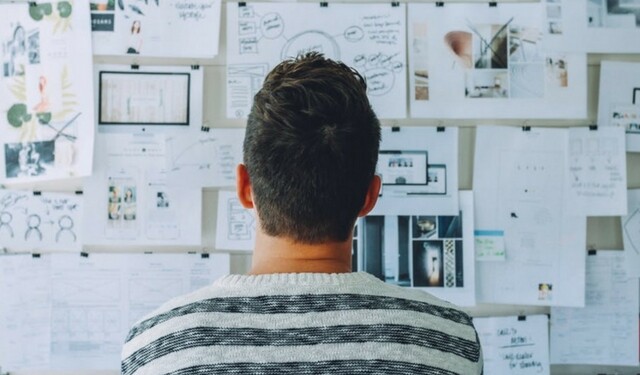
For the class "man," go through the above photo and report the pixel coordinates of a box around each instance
[121,52,483,375]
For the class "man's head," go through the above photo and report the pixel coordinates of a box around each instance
[239,52,381,244]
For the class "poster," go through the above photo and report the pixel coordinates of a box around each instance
[408,2,587,119]
[91,0,222,58]
[226,2,407,119]
[0,1,95,183]
[358,191,475,306]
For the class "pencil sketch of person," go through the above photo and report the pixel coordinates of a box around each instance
[126,20,142,54]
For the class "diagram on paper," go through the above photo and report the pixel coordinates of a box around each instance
[227,3,407,119]
[0,189,82,251]
[166,128,245,188]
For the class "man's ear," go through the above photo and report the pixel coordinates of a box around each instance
[236,163,254,209]
[358,174,381,217]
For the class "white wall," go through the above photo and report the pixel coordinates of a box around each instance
[5,1,640,374]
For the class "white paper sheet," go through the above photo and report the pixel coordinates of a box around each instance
[167,127,245,188]
[566,126,627,216]
[474,315,550,375]
[94,64,204,134]
[598,61,640,152]
[545,0,640,53]
[0,254,52,372]
[0,189,83,251]
[215,190,256,251]
[623,189,640,278]
[83,133,202,246]
[226,2,407,119]
[408,3,587,119]
[474,126,586,307]
[551,250,639,366]
[91,0,221,58]
[359,191,475,306]
[0,252,230,371]
[371,126,458,216]
[0,1,95,183]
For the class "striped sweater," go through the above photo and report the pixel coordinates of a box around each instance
[121,272,483,375]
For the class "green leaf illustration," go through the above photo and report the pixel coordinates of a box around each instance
[28,3,53,21]
[7,104,32,128]
[57,2,72,18]
[36,112,52,124]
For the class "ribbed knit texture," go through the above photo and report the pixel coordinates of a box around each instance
[121,272,483,375]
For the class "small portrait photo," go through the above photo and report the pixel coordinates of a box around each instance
[126,20,143,55]
[108,185,121,203]
[156,192,169,208]
[412,216,437,239]
[538,283,553,301]
[412,240,444,287]
[546,56,568,88]
[90,0,115,12]
[123,186,137,221]
[4,141,55,178]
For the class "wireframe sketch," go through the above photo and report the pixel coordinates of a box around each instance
[227,3,407,119]
[0,189,82,250]
[91,0,222,58]
[0,1,95,183]
[99,71,190,125]
[215,190,256,251]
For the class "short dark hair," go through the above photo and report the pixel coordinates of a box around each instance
[244,52,381,244]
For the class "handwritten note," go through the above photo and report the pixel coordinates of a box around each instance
[474,230,506,261]
[474,315,550,375]
[551,250,639,366]
[566,127,627,216]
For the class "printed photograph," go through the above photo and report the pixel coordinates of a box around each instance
[437,214,463,238]
[412,216,437,239]
[510,63,545,98]
[412,22,430,100]
[413,240,444,287]
[465,70,509,98]
[90,0,115,11]
[123,187,137,220]
[546,56,568,88]
[362,216,411,287]
[588,0,640,28]
[538,283,553,300]
[508,26,542,64]
[107,185,121,220]
[2,25,29,77]
[469,23,508,69]
[4,141,55,178]
[156,192,169,208]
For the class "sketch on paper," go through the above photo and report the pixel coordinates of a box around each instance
[227,3,407,119]
[91,0,222,58]
[166,128,245,188]
[84,133,202,246]
[408,3,587,119]
[371,127,458,216]
[94,64,203,133]
[0,189,82,251]
[215,190,256,251]
[358,192,475,306]
[0,1,95,183]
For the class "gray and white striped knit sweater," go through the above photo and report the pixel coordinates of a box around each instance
[121,272,483,375]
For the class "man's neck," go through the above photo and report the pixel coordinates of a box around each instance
[249,230,352,275]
